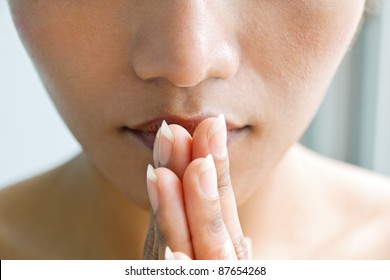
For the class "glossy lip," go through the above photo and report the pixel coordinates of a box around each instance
[121,115,249,150]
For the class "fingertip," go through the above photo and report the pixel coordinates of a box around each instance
[206,115,227,158]
[153,121,174,168]
[198,154,219,200]
[165,247,192,260]
[192,118,216,159]
[173,252,192,260]
[161,121,174,143]
[219,239,237,260]
[147,164,157,183]
[199,154,215,173]
[182,156,220,207]
[162,124,192,179]
[146,164,159,213]
[153,166,181,196]
[165,246,175,260]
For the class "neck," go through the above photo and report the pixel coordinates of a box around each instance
[238,144,311,258]
[63,152,150,259]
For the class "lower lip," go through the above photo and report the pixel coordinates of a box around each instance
[122,127,249,151]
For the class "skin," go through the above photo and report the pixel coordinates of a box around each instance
[1,0,390,259]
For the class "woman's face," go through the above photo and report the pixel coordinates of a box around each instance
[9,0,365,208]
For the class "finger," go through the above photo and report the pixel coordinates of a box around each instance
[153,121,192,180]
[165,247,192,260]
[183,155,236,259]
[192,115,248,259]
[146,164,194,259]
[173,252,192,260]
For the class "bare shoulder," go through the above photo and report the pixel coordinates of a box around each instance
[297,145,390,258]
[0,153,148,260]
[0,179,39,258]
[0,162,74,259]
[297,145,390,205]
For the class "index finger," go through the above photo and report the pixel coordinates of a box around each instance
[192,115,248,259]
[153,121,192,179]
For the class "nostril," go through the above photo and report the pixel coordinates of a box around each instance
[166,67,208,88]
[130,3,240,88]
[133,47,239,88]
[132,43,209,87]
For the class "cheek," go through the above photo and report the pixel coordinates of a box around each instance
[9,2,154,207]
[12,4,100,84]
[10,1,131,86]
[283,2,364,116]
[9,1,132,132]
[242,1,364,117]
[230,1,365,184]
[283,2,363,72]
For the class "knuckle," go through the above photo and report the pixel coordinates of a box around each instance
[231,235,249,260]
[207,208,225,236]
[217,168,233,200]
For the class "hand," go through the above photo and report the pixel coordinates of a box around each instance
[143,115,251,260]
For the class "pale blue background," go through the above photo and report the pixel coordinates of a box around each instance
[0,0,81,188]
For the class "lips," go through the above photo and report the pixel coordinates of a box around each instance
[123,128,158,150]
[122,115,248,150]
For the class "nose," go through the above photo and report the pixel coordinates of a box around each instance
[131,1,239,87]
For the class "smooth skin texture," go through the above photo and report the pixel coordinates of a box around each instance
[1,0,390,259]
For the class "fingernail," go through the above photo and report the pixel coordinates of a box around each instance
[220,239,235,260]
[207,114,227,158]
[165,246,175,260]
[154,121,174,167]
[198,155,218,200]
[146,164,159,212]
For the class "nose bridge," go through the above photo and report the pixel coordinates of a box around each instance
[131,1,239,87]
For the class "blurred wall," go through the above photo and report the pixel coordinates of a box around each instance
[301,1,390,176]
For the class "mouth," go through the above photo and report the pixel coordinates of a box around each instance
[121,115,250,150]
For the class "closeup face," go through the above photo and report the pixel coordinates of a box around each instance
[8,0,365,208]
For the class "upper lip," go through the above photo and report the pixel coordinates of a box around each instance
[126,114,244,136]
